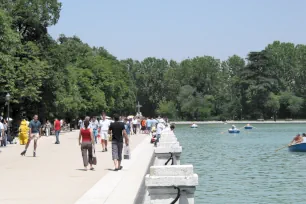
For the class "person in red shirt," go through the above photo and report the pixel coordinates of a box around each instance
[54,118,61,144]
[79,117,95,171]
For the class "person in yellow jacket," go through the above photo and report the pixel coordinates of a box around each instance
[19,119,29,145]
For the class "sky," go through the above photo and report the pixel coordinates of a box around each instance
[48,0,306,62]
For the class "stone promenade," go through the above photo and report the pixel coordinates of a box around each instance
[0,131,153,204]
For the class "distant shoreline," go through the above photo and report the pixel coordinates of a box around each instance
[170,120,306,124]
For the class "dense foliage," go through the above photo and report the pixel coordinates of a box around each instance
[0,1,305,121]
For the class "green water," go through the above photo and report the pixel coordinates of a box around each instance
[175,124,306,204]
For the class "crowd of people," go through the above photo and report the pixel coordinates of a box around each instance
[1,112,171,171]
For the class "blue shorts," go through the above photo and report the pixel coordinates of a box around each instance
[147,127,151,131]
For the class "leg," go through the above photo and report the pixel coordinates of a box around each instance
[94,130,97,144]
[81,143,89,168]
[24,137,32,150]
[21,136,32,155]
[101,139,105,151]
[118,142,123,169]
[112,142,119,169]
[34,139,38,152]
[154,134,160,147]
[55,131,60,143]
[88,144,93,168]
[101,132,106,151]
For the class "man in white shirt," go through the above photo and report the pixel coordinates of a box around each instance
[0,121,4,144]
[132,118,138,134]
[99,113,111,152]
[154,120,165,147]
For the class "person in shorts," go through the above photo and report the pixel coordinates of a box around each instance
[20,115,42,157]
[89,116,99,144]
[99,113,111,152]
[109,114,129,171]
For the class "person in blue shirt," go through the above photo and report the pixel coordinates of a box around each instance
[146,117,152,133]
[21,114,42,157]
[124,119,131,137]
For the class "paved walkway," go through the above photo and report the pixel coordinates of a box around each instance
[0,131,149,204]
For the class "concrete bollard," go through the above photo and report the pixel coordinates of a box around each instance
[154,145,182,165]
[145,165,198,204]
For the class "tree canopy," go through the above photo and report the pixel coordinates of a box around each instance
[0,1,305,121]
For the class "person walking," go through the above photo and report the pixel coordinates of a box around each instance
[45,120,51,136]
[79,117,95,171]
[124,118,131,137]
[99,113,111,152]
[108,114,129,171]
[0,120,4,147]
[54,118,61,144]
[154,119,165,147]
[20,115,42,157]
[146,117,152,134]
[89,116,99,144]
[132,117,138,134]
[1,119,7,147]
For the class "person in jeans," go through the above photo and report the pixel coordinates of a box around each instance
[79,117,95,171]
[108,114,129,171]
[54,118,61,144]
[20,115,42,157]
[89,116,99,144]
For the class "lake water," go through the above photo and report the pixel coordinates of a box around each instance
[175,124,306,204]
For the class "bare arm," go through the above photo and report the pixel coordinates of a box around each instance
[90,129,94,145]
[78,130,82,145]
[123,129,129,146]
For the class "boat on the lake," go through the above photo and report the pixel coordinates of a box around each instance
[244,123,253,129]
[191,123,198,128]
[288,143,306,152]
[228,129,240,133]
[228,125,240,133]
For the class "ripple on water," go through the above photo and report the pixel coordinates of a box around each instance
[175,124,306,204]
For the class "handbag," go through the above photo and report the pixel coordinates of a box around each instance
[123,144,131,160]
[92,144,97,165]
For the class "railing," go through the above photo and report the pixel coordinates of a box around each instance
[144,124,199,204]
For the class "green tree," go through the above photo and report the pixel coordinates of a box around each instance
[156,100,177,119]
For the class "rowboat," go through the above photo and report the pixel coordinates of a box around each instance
[191,124,198,128]
[288,143,306,152]
[244,126,253,130]
[228,129,240,134]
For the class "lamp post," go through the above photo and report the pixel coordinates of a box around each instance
[5,93,10,142]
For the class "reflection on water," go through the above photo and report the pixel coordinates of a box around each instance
[175,124,306,204]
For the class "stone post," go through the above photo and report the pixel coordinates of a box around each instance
[154,145,182,166]
[145,165,198,204]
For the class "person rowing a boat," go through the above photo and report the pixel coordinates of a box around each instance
[289,134,303,146]
[231,125,236,130]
